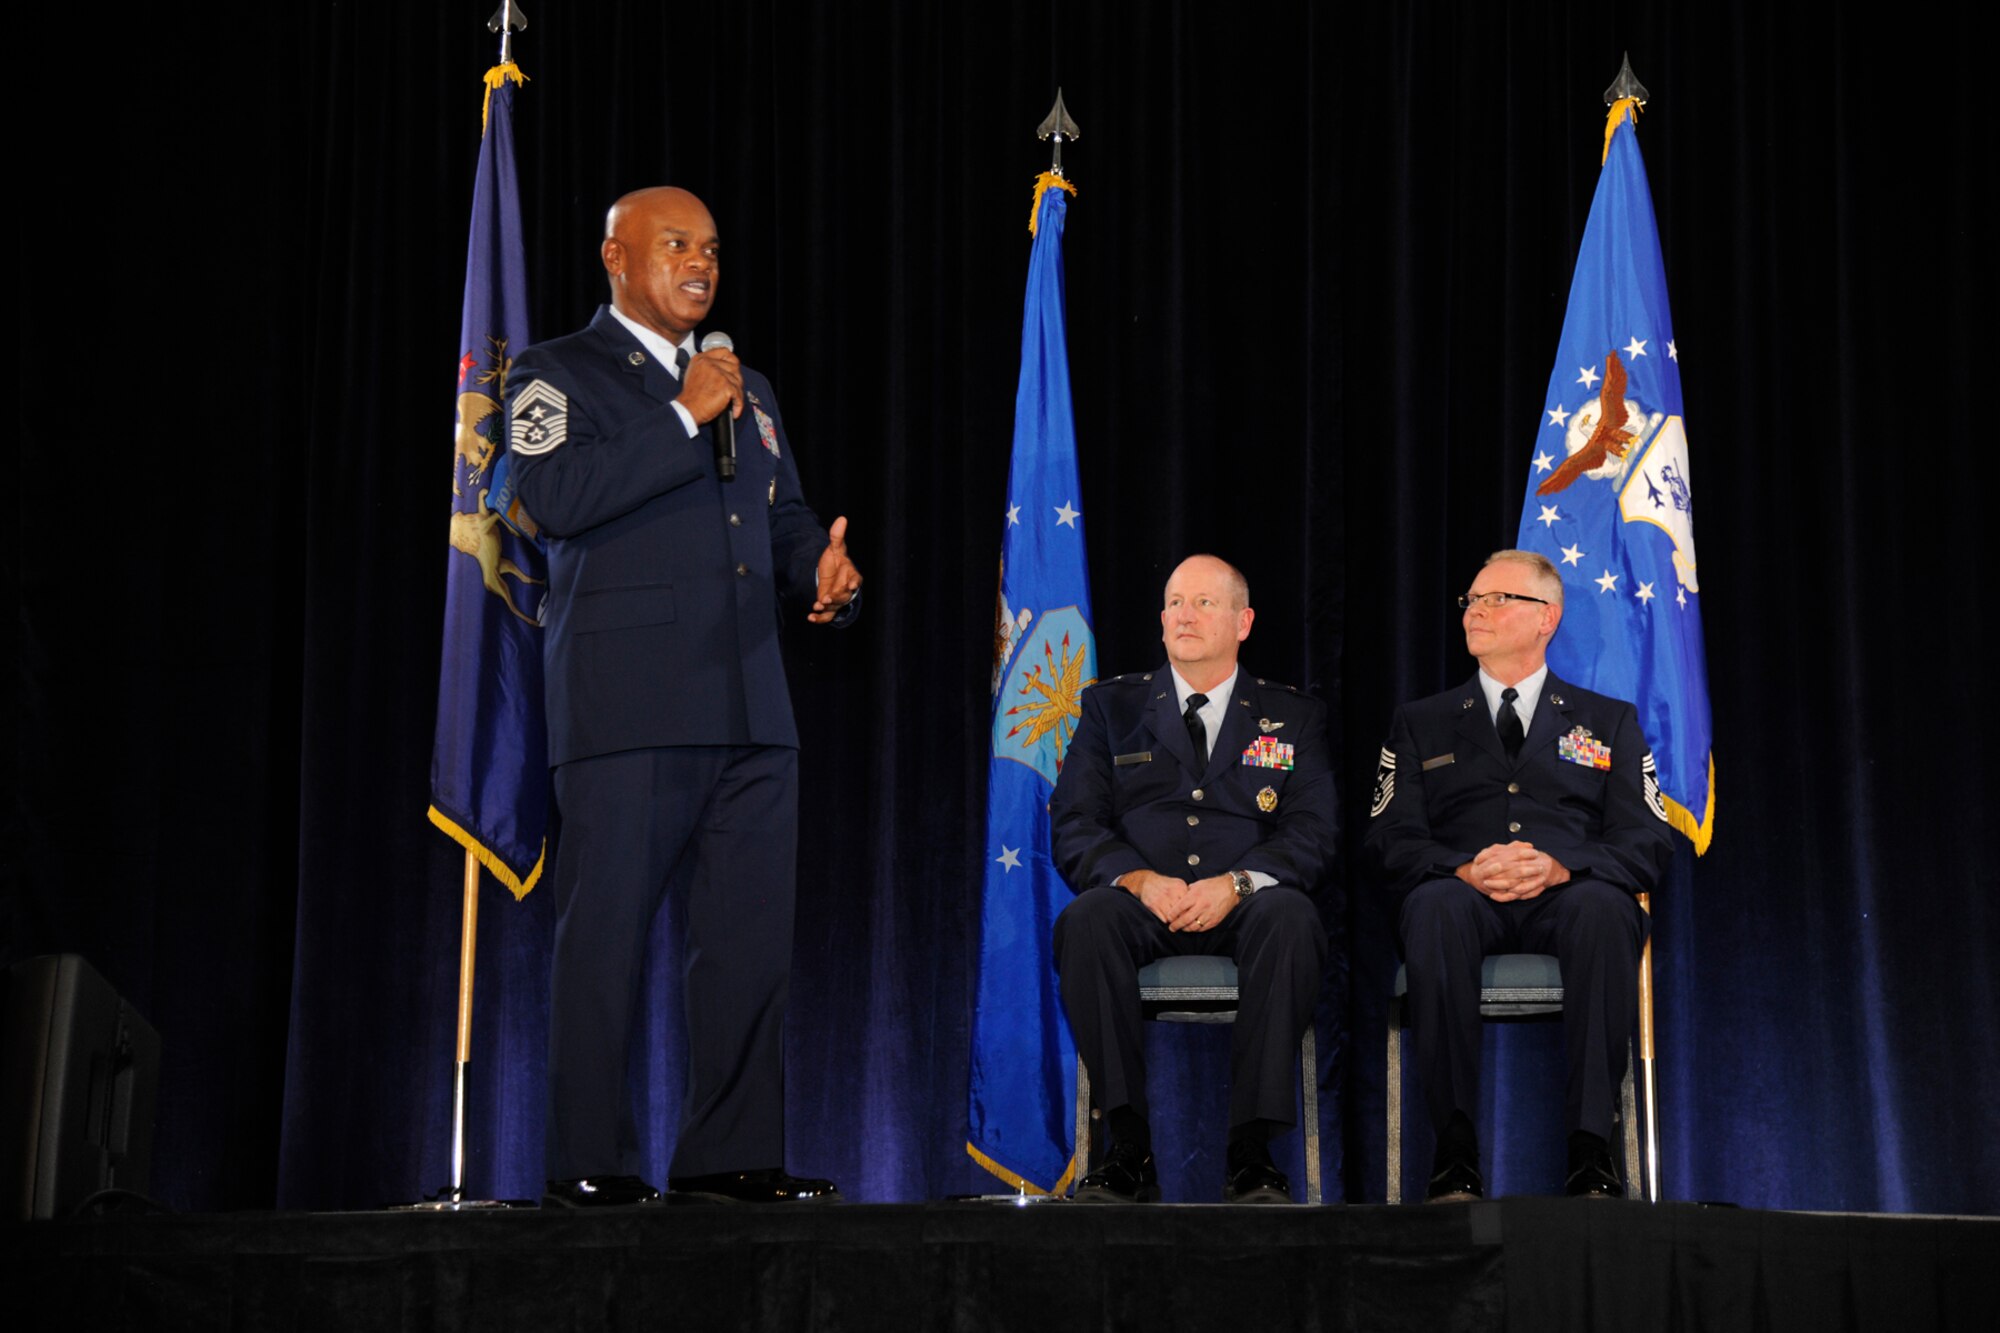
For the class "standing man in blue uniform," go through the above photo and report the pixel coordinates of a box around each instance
[1050,555,1337,1204]
[1366,549,1673,1201]
[507,186,860,1207]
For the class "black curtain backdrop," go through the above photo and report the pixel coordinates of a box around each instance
[12,2,1995,1214]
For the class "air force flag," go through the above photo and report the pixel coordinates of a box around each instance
[967,173,1096,1194]
[1517,99,1714,852]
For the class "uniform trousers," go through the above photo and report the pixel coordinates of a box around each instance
[1054,886,1326,1130]
[546,744,797,1181]
[1399,877,1648,1143]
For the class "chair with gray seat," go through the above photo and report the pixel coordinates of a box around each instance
[1074,954,1322,1204]
[1385,952,1642,1202]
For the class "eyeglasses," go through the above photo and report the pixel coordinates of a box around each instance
[1457,591,1552,611]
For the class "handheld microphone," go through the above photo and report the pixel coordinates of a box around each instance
[700,330,737,481]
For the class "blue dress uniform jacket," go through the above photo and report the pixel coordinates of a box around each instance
[508,305,833,765]
[1365,672,1673,898]
[1051,669,1338,895]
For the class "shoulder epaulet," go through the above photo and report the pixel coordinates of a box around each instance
[1096,671,1153,687]
[1250,677,1302,695]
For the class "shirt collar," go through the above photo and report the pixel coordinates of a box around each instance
[607,306,696,378]
[1170,665,1238,713]
[1478,663,1549,727]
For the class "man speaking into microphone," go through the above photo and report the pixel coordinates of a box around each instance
[506,186,861,1206]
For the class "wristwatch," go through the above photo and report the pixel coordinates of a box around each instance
[1230,869,1256,899]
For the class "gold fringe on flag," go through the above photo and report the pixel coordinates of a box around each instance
[1662,755,1715,856]
[1027,171,1078,235]
[482,62,530,135]
[428,804,546,900]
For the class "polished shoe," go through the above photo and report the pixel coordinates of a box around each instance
[1071,1141,1160,1203]
[542,1175,661,1208]
[1223,1156,1294,1205]
[666,1168,842,1203]
[1425,1155,1484,1203]
[1564,1132,1625,1199]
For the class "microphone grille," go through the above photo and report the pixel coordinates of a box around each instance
[699,330,734,354]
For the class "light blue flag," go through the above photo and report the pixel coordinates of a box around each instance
[967,173,1097,1193]
[429,64,551,897]
[1516,101,1713,852]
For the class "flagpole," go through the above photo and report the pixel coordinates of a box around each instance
[1637,892,1660,1202]
[399,1,535,1213]
[1604,52,1662,1205]
[447,849,481,1201]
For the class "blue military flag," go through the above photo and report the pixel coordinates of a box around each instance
[429,64,550,897]
[967,173,1096,1194]
[1516,99,1714,852]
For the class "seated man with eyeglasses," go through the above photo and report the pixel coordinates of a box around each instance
[1364,549,1674,1201]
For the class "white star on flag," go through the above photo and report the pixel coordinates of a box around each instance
[1054,501,1080,528]
[1595,570,1620,594]
[996,846,1022,872]
[1676,586,1687,608]
[1624,336,1648,359]
[1546,405,1570,428]
[1577,365,1600,388]
[1006,504,1021,526]
[1635,581,1656,604]
[1533,450,1555,473]
[1538,505,1561,528]
[1667,340,1678,361]
[1560,543,1585,566]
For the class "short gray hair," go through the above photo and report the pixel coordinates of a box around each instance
[1482,549,1564,606]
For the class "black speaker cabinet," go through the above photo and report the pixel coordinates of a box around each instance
[1,954,161,1220]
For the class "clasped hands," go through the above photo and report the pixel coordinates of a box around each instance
[1119,868,1239,932]
[676,347,861,625]
[1456,841,1570,902]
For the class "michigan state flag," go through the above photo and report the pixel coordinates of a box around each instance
[429,64,550,897]
[967,173,1097,1194]
[1516,98,1714,852]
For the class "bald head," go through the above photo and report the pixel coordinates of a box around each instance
[604,186,709,240]
[600,186,720,341]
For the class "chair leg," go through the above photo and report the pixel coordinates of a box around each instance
[1386,995,1403,1205]
[1620,1038,1641,1197]
[1300,1024,1321,1205]
[1074,1054,1092,1195]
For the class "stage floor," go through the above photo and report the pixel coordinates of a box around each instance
[9,1197,1994,1331]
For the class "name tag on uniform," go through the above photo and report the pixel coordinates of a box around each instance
[1422,754,1455,771]
[1558,727,1612,770]
[1114,751,1153,766]
[1241,737,1295,770]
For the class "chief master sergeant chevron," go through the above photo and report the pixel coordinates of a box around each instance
[1050,554,1336,1204]
[505,186,860,1208]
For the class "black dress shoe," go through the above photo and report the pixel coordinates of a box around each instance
[666,1168,842,1203]
[542,1175,661,1208]
[1223,1158,1294,1205]
[1072,1142,1160,1203]
[1424,1144,1488,1200]
[1564,1134,1625,1199]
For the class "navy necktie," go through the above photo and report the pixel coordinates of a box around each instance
[1184,694,1210,770]
[1498,687,1524,758]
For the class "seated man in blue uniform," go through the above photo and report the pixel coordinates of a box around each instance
[1050,554,1337,1204]
[1365,549,1673,1201]
[506,186,861,1207]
